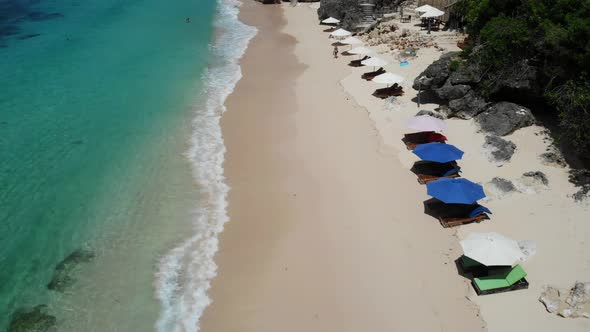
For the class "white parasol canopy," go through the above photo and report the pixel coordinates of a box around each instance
[361,57,388,67]
[348,46,374,56]
[373,72,404,85]
[415,4,437,12]
[421,8,445,18]
[330,28,352,38]
[322,17,340,24]
[460,232,526,266]
[340,36,363,45]
[407,115,447,131]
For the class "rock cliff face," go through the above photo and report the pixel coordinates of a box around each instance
[317,0,363,31]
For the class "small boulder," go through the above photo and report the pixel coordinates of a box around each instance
[483,135,516,166]
[523,171,549,186]
[540,286,562,314]
[476,102,535,136]
[8,305,56,332]
[434,80,471,100]
[448,91,489,119]
[540,151,567,168]
[415,110,445,120]
[487,177,516,199]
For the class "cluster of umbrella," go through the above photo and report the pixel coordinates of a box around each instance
[405,115,532,295]
[326,25,404,90]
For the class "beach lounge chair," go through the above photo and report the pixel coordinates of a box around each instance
[402,131,447,150]
[372,84,404,99]
[411,160,461,184]
[349,55,370,67]
[361,67,386,81]
[424,199,491,228]
[472,264,529,295]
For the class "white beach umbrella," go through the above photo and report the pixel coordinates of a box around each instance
[407,115,447,131]
[340,36,363,45]
[330,28,352,38]
[348,46,374,56]
[420,8,445,18]
[460,232,525,266]
[322,17,340,24]
[361,57,388,70]
[372,72,404,85]
[415,4,437,13]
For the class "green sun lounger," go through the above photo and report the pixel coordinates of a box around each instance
[472,264,529,295]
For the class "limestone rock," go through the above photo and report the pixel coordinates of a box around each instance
[483,135,516,165]
[448,63,482,85]
[539,286,562,313]
[412,52,460,90]
[8,305,56,332]
[476,102,535,136]
[540,151,567,168]
[434,80,471,100]
[487,177,516,199]
[415,110,445,120]
[523,171,549,186]
[448,91,489,119]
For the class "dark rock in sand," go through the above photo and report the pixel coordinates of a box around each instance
[415,110,445,120]
[540,151,567,168]
[448,90,489,119]
[47,248,95,292]
[523,171,549,186]
[483,135,516,165]
[412,52,460,90]
[476,102,535,136]
[434,80,471,100]
[8,305,56,332]
[569,170,590,202]
[490,177,516,193]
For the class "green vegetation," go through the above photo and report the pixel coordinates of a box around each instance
[460,0,590,155]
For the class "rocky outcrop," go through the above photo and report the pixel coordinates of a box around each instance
[8,305,56,332]
[483,135,516,166]
[523,171,549,186]
[47,248,95,292]
[539,282,590,319]
[476,102,535,136]
[569,169,590,202]
[447,91,489,119]
[490,60,540,99]
[434,80,471,100]
[318,0,363,31]
[412,52,460,90]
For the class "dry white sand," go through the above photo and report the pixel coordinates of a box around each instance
[201,2,484,331]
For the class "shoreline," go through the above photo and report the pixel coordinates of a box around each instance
[201,2,484,331]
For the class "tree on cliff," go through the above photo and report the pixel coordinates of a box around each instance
[461,0,590,156]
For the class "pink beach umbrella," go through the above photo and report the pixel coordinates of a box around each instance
[407,115,447,132]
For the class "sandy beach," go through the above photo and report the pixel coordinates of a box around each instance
[201,1,590,332]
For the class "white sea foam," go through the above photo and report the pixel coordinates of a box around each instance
[155,0,257,331]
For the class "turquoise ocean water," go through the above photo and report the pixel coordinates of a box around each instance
[0,0,255,330]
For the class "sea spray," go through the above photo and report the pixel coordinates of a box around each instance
[155,0,257,331]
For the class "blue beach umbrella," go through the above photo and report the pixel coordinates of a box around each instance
[413,142,464,163]
[426,178,486,204]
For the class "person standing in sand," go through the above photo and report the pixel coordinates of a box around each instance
[333,45,339,58]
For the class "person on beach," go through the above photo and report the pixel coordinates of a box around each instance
[333,45,339,58]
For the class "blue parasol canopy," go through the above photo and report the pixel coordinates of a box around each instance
[413,142,464,163]
[426,178,486,204]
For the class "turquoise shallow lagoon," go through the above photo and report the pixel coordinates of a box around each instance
[0,0,219,330]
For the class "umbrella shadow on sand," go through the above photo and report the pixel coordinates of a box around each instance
[411,90,444,105]
[422,198,478,219]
